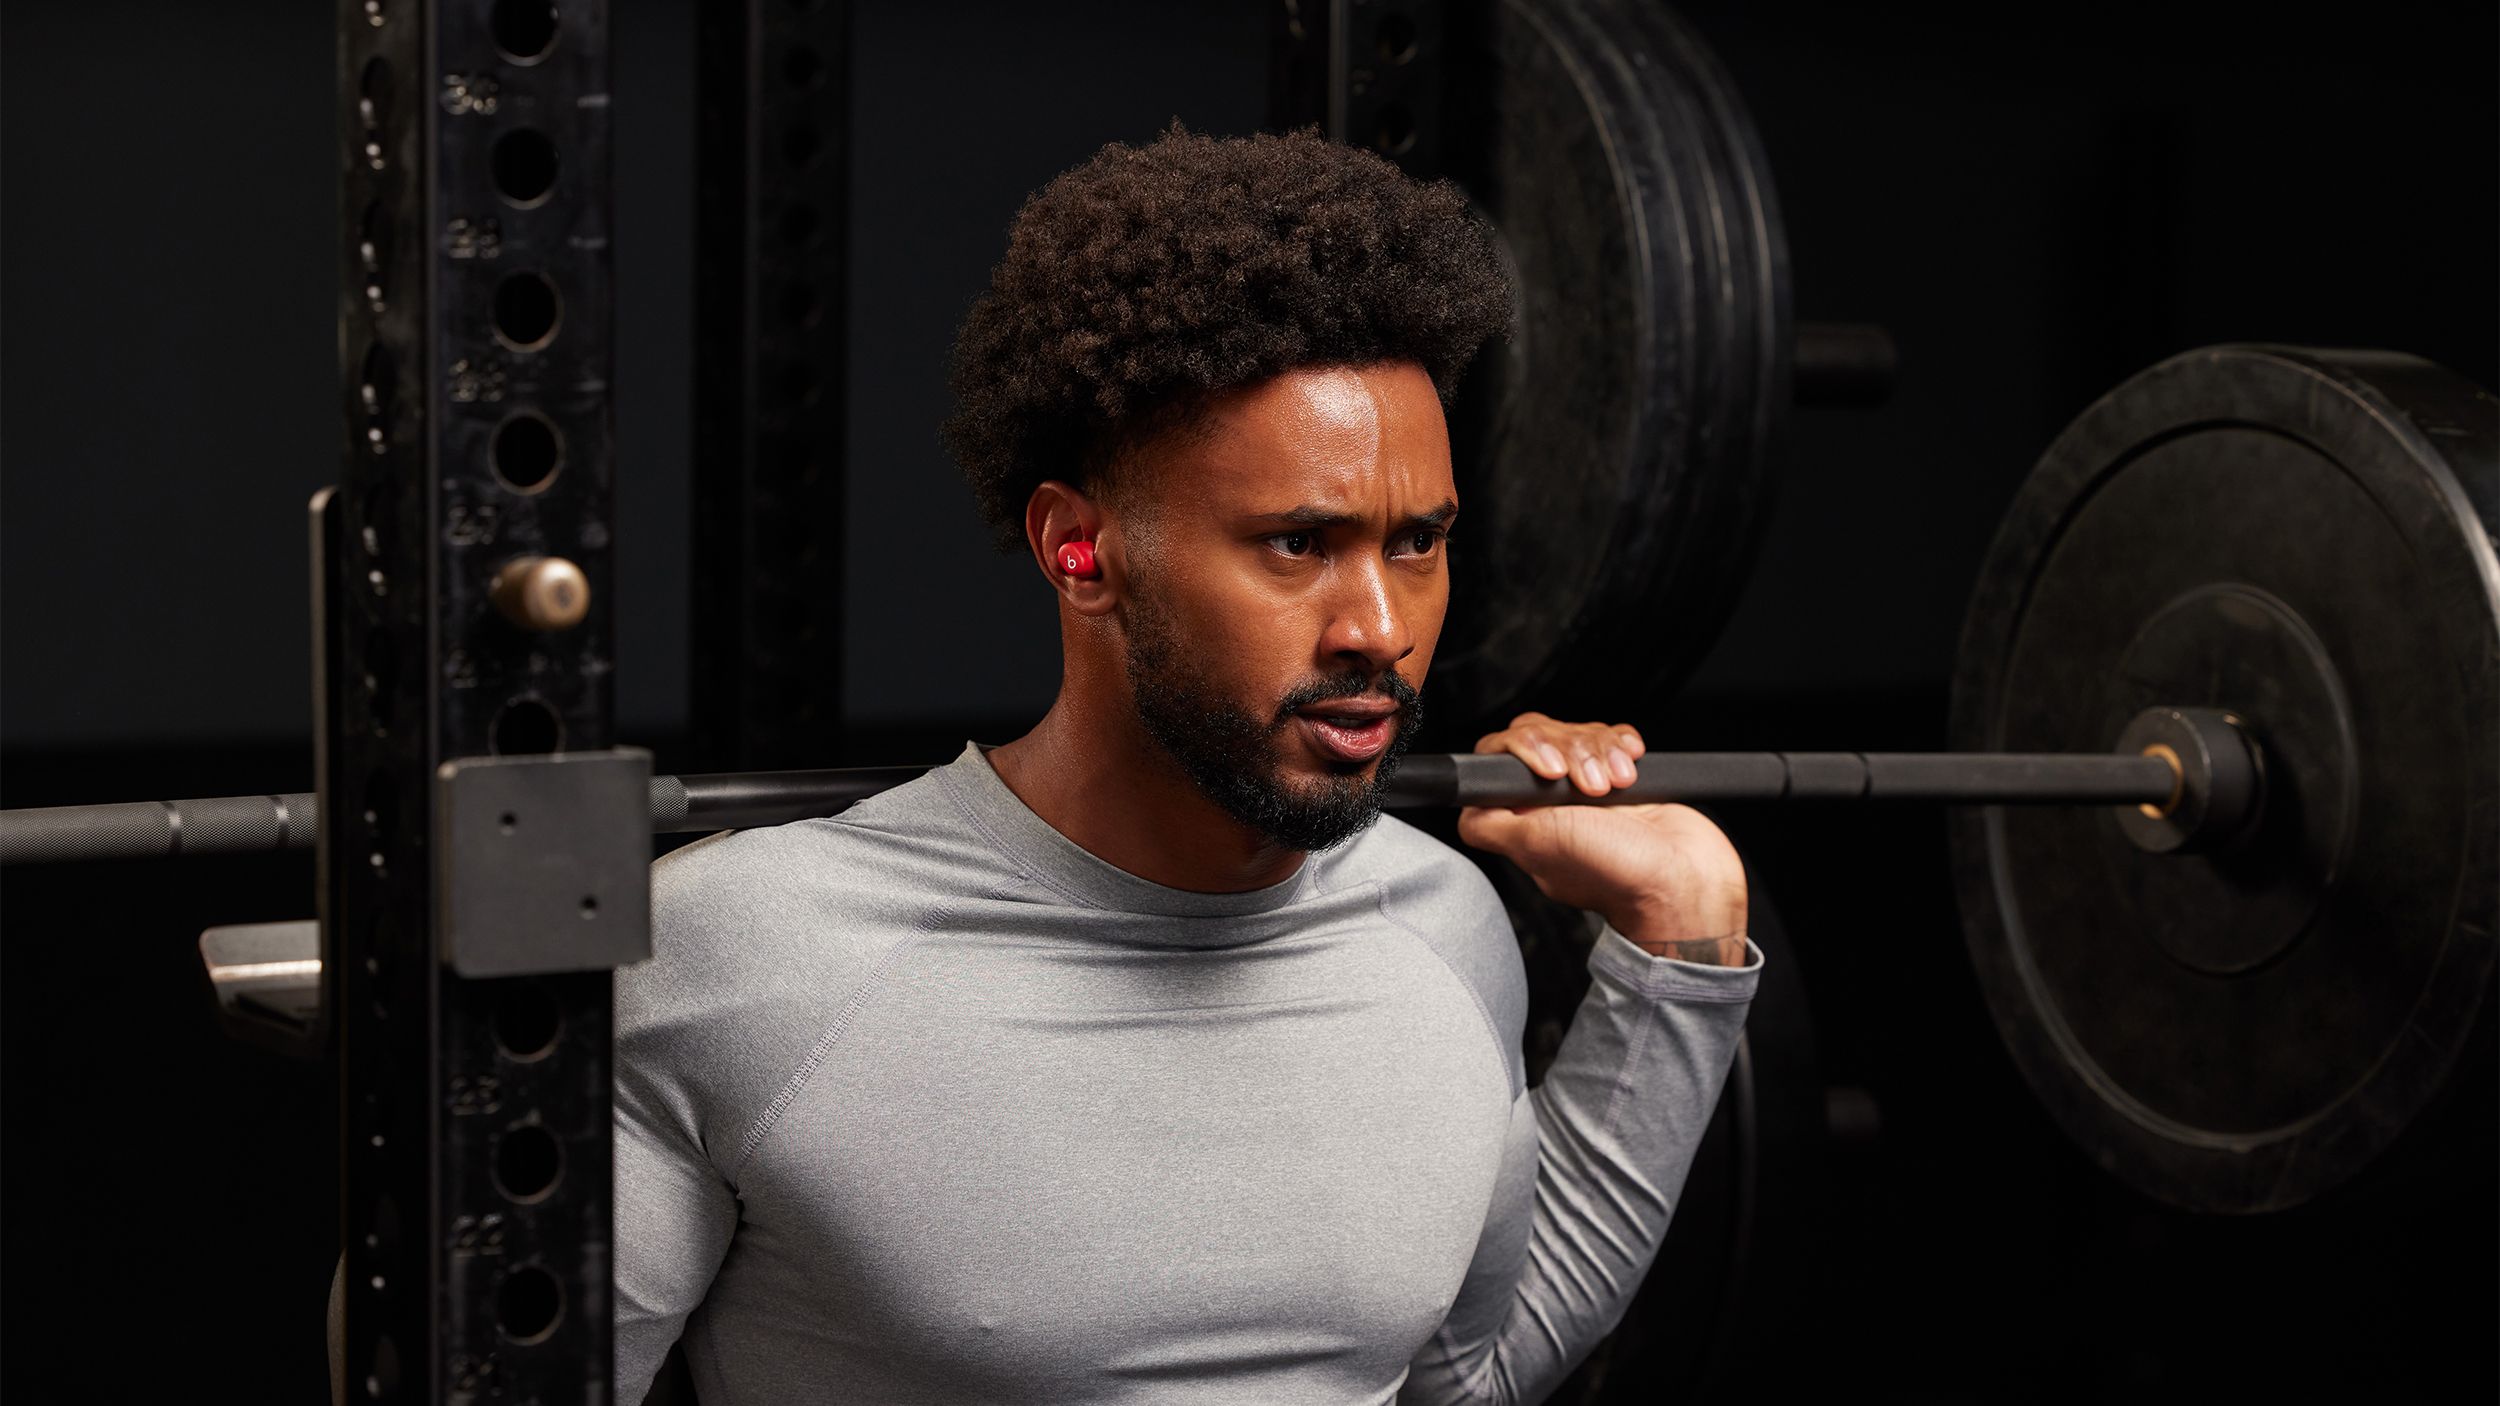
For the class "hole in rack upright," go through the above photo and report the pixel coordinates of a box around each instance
[491,0,559,63]
[491,128,560,206]
[491,413,564,492]
[493,271,562,350]
[495,1264,564,1343]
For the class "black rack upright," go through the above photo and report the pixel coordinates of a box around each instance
[331,2,638,1398]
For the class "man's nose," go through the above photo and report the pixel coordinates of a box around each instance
[1318,558,1413,673]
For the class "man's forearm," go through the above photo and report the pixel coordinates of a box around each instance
[1512,927,1758,1379]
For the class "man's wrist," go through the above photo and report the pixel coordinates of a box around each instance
[1608,896,1749,966]
[1633,932,1748,966]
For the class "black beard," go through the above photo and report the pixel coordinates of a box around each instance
[1121,580,1422,855]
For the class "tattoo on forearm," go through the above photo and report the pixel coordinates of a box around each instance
[1656,935,1747,967]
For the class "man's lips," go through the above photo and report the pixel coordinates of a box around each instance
[1296,706,1396,762]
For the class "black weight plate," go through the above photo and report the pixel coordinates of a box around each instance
[1492,856,1826,1400]
[1949,345,2500,1213]
[1434,0,1789,732]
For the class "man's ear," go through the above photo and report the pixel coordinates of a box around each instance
[1024,479,1121,617]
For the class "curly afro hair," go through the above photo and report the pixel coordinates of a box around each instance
[943,125,1513,552]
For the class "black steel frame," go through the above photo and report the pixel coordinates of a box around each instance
[333,1,620,1397]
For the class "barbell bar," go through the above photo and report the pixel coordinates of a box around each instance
[0,704,2249,866]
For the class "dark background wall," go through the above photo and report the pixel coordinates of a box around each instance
[5,1,2495,747]
[2,2,2492,1402]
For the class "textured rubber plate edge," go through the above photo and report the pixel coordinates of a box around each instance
[1945,344,2499,1214]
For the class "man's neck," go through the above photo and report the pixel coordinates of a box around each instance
[985,697,1308,895]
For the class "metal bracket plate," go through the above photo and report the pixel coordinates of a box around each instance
[436,747,652,977]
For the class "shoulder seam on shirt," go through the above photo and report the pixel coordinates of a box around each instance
[725,930,925,1185]
[1370,879,1516,1107]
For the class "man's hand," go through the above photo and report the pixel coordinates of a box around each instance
[1454,713,1749,966]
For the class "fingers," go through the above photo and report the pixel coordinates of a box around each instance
[1472,716,1648,796]
[1584,723,1643,789]
[1476,715,1571,781]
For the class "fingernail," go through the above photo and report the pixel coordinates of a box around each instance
[1579,758,1607,791]
[1610,749,1636,783]
[1539,744,1566,774]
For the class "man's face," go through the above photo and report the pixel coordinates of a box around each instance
[1116,361,1455,853]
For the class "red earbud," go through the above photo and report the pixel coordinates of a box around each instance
[1058,539,1099,578]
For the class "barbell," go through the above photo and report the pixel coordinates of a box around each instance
[0,703,2238,864]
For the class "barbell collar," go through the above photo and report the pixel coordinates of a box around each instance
[2110,705,2264,854]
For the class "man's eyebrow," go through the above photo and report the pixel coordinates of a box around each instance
[1242,500,1460,530]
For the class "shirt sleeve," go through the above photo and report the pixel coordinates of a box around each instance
[612,1016,740,1402]
[1401,922,1761,1405]
[607,821,908,1403]
[610,835,754,1402]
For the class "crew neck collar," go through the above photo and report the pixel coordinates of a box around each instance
[937,741,1316,920]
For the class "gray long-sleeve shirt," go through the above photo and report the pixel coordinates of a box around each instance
[614,741,1759,1404]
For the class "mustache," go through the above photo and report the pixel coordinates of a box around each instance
[1272,671,1422,725]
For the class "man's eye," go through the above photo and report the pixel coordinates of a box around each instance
[1273,532,1315,557]
[1398,529,1446,557]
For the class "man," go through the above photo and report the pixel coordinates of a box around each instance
[616,127,1758,1403]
